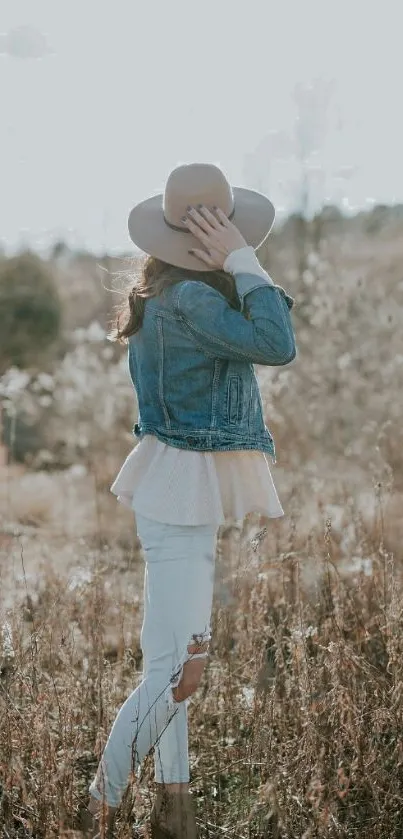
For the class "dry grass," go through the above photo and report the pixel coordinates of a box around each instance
[0,463,401,838]
[1,208,403,836]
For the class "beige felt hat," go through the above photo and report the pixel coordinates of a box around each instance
[127,162,275,272]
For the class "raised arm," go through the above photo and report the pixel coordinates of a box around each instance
[176,246,296,366]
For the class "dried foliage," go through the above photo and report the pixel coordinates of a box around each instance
[0,252,62,375]
[0,205,402,837]
[0,486,400,837]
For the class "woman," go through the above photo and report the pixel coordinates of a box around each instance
[81,163,297,838]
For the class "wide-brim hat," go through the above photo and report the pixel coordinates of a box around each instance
[127,162,275,272]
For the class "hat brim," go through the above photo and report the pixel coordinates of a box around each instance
[127,186,275,272]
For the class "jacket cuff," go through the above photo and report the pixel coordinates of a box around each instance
[274,285,294,310]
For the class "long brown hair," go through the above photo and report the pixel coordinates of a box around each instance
[109,255,241,343]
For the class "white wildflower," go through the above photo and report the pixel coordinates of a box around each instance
[67,464,87,478]
[0,367,30,397]
[240,686,255,708]
[1,621,15,660]
[337,352,351,370]
[35,373,55,392]
[302,269,315,286]
[86,321,106,342]
[307,251,320,268]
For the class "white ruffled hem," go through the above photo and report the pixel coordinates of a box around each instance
[110,435,284,526]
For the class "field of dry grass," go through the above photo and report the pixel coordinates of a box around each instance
[1,206,402,837]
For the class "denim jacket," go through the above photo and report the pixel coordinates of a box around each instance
[128,263,297,464]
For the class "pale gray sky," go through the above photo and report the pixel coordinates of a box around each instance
[1,0,401,256]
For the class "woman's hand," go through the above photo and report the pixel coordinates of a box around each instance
[181,205,248,269]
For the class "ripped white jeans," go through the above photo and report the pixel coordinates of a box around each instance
[88,513,218,807]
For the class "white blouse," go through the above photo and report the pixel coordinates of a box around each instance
[110,246,285,526]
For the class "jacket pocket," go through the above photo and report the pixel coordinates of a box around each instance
[227,375,242,425]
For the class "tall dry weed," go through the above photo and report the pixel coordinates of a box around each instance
[1,474,402,837]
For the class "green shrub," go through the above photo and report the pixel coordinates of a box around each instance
[0,251,62,372]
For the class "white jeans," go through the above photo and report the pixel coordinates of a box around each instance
[89,513,218,807]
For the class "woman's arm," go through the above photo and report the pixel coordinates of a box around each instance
[175,268,296,366]
[176,205,296,365]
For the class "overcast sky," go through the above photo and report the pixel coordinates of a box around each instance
[1,0,401,257]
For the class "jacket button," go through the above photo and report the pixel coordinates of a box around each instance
[186,436,197,446]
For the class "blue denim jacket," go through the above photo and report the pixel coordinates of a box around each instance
[128,267,296,464]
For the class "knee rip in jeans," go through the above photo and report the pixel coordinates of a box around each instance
[166,630,211,708]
